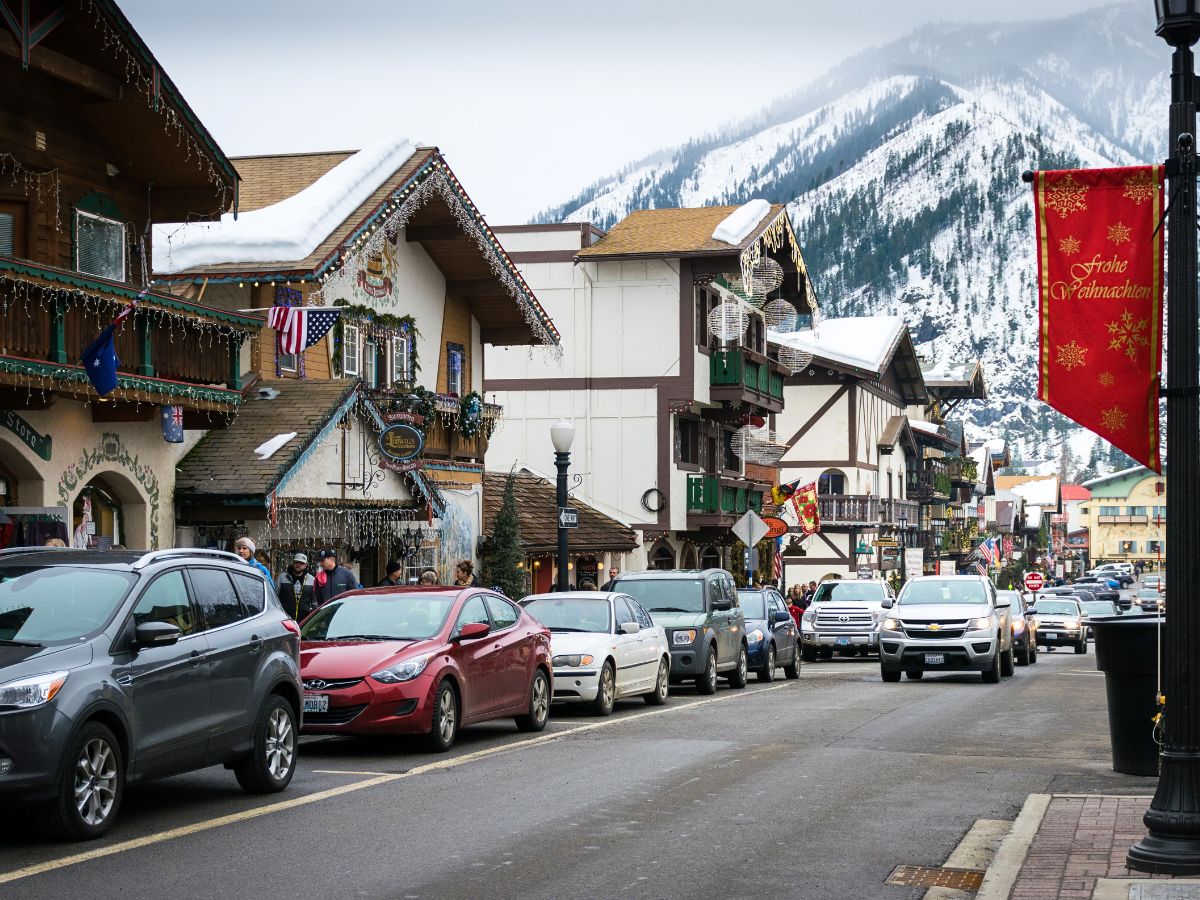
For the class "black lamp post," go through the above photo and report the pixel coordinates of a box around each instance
[898,512,909,583]
[551,419,575,592]
[1128,0,1200,874]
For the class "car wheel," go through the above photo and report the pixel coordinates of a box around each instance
[1016,636,1030,666]
[1075,636,1087,655]
[234,694,298,794]
[801,645,818,663]
[726,643,749,689]
[982,651,1001,684]
[784,644,802,680]
[1000,645,1015,677]
[696,646,719,695]
[590,661,616,716]
[881,667,901,683]
[38,721,125,841]
[758,644,776,682]
[644,656,670,706]
[516,669,551,732]
[424,678,459,752]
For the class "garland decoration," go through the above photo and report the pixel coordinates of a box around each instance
[331,306,419,379]
[459,391,483,439]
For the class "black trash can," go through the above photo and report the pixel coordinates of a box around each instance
[1090,615,1163,777]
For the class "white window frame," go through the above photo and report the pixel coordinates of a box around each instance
[74,209,126,281]
[404,545,439,584]
[342,322,360,377]
[364,339,377,386]
[391,334,410,385]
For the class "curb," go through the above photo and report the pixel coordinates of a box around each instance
[976,793,1052,900]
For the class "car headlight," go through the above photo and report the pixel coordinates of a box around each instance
[881,617,902,631]
[970,616,994,630]
[552,654,595,668]
[0,671,68,709]
[371,653,435,684]
[801,609,816,623]
[1012,618,1025,633]
[672,629,698,646]
[1064,618,1080,629]
[746,629,764,645]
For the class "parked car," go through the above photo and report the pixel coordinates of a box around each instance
[611,569,747,694]
[799,578,895,661]
[299,586,552,750]
[1078,599,1119,638]
[737,587,801,681]
[1086,566,1134,588]
[878,575,1014,683]
[521,591,670,714]
[0,548,302,840]
[999,590,1037,666]
[1133,589,1165,613]
[1144,574,1164,591]
[1077,583,1123,609]
[1029,597,1087,653]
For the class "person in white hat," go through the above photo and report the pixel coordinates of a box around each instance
[234,536,272,582]
[276,552,317,621]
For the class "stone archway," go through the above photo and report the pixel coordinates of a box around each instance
[0,432,47,506]
[57,432,159,549]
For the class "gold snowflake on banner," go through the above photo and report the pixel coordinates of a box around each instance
[1044,173,1089,218]
[1059,235,1082,255]
[1108,222,1133,245]
[1123,170,1157,205]
[1101,406,1128,431]
[1107,309,1151,360]
[1099,371,1115,387]
[1056,340,1088,371]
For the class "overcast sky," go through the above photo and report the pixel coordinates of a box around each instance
[123,0,1121,223]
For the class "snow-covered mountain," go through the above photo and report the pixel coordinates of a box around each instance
[537,2,1164,476]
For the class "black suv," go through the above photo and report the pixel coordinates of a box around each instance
[0,548,302,840]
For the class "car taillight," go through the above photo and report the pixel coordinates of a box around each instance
[282,618,301,636]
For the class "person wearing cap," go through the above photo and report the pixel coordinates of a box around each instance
[377,560,405,587]
[234,537,272,582]
[314,548,357,605]
[277,552,317,621]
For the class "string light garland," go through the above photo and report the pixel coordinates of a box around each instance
[0,154,61,232]
[331,306,420,379]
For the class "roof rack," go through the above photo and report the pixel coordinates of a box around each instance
[131,549,244,571]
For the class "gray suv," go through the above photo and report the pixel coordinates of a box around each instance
[0,548,302,840]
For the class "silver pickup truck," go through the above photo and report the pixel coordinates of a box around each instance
[799,579,895,661]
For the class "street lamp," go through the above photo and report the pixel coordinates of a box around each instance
[551,419,575,592]
[1128,0,1200,874]
[898,512,909,583]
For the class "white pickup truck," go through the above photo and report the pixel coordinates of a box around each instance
[799,579,896,661]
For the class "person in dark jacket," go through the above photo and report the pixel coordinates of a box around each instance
[600,567,620,591]
[315,549,357,605]
[377,560,405,587]
[276,552,317,621]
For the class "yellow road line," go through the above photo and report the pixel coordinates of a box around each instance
[0,682,791,885]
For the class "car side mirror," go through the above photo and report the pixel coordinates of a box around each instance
[996,599,1011,608]
[619,621,640,635]
[454,622,490,641]
[881,597,894,609]
[135,620,181,649]
[712,599,732,611]
[1026,609,1037,617]
[773,610,791,624]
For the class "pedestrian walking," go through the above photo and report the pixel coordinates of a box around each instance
[276,552,317,621]
[454,559,479,587]
[377,560,405,587]
[600,566,620,591]
[418,569,439,585]
[234,537,272,582]
[788,591,804,628]
[315,548,357,605]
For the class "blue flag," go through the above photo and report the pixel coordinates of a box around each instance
[82,324,119,396]
[161,405,184,443]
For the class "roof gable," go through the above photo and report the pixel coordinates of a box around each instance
[483,471,638,554]
[576,204,782,258]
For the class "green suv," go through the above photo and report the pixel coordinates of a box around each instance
[611,569,747,694]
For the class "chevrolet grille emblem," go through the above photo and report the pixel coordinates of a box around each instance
[929,624,942,631]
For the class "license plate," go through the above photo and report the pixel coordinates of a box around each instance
[303,693,329,714]
[924,653,945,665]
[837,637,852,646]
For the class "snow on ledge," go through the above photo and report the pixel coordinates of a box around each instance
[711,199,770,245]
[769,315,903,374]
[254,432,297,460]
[153,138,417,273]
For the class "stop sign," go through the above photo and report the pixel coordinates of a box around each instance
[1024,571,1045,592]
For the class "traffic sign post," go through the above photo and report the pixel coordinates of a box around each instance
[1023,571,1044,602]
[732,511,769,586]
[558,507,578,529]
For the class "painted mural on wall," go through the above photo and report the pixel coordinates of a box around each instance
[57,431,162,549]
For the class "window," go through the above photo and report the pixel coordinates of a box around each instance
[695,287,718,348]
[404,545,439,585]
[278,349,297,373]
[0,201,25,257]
[706,578,724,608]
[75,209,125,281]
[485,594,519,631]
[189,568,245,629]
[1120,541,1137,554]
[677,417,700,465]
[722,429,740,472]
[364,340,378,387]
[230,571,267,616]
[454,595,489,634]
[132,571,197,636]
[447,343,465,396]
[628,598,654,630]
[614,597,636,630]
[342,322,360,376]
[1148,540,1162,554]
[1100,506,1121,516]
[1127,506,1147,516]
[818,469,846,495]
[391,334,411,385]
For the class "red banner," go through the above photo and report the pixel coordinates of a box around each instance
[1033,165,1163,473]
[790,482,820,536]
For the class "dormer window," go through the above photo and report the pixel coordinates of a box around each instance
[75,209,125,281]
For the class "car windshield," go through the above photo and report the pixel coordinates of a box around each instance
[617,579,705,613]
[737,591,767,619]
[1137,590,1161,598]
[811,582,884,603]
[301,593,455,641]
[0,565,134,645]
[1081,601,1117,616]
[1034,600,1078,615]
[898,580,988,605]
[998,591,1022,609]
[523,597,610,633]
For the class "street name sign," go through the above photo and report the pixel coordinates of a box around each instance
[558,507,579,529]
[1024,572,1045,592]
[732,510,769,547]
[872,539,899,548]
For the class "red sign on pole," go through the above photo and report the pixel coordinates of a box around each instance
[1024,572,1045,592]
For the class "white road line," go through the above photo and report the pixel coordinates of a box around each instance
[0,682,792,885]
[1049,672,1106,677]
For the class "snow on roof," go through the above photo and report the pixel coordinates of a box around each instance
[996,475,1059,506]
[711,199,771,245]
[910,420,942,435]
[1081,465,1154,487]
[153,138,416,273]
[769,316,903,374]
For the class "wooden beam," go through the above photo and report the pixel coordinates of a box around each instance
[0,29,122,99]
[480,326,534,345]
[446,278,507,296]
[405,224,461,242]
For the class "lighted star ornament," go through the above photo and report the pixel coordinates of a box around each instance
[1056,340,1088,371]
[1107,309,1151,360]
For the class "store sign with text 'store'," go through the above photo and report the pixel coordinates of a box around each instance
[379,421,424,473]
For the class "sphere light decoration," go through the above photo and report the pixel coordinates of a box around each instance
[750,256,785,296]
[707,300,750,341]
[763,298,799,330]
[775,343,813,375]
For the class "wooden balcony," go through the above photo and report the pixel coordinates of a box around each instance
[686,474,765,528]
[709,348,784,413]
[818,495,921,527]
[907,469,951,502]
[945,457,978,485]
[361,386,502,462]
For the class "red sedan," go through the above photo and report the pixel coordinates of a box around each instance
[299,586,552,751]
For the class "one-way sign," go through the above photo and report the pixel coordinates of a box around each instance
[558,507,579,529]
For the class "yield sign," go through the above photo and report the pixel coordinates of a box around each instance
[732,510,769,547]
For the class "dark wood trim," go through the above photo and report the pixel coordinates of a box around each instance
[817,531,847,560]
[446,279,509,296]
[786,461,880,471]
[785,383,849,446]
[406,224,461,242]
[858,377,903,407]
[848,383,857,463]
[0,30,122,100]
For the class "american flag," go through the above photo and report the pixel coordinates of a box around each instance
[267,306,341,354]
[978,537,997,566]
[773,537,783,582]
[975,562,988,576]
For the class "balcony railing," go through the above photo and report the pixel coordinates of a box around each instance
[686,474,764,518]
[709,348,784,408]
[1098,515,1148,525]
[361,385,502,462]
[818,495,920,527]
[945,457,978,484]
[907,469,951,501]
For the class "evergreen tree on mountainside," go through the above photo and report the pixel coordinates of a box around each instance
[1057,440,1075,483]
[484,469,525,600]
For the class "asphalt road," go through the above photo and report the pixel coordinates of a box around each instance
[0,615,1154,900]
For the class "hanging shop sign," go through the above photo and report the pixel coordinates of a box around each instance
[379,422,424,463]
[760,516,789,539]
[2,410,52,460]
[383,410,425,427]
[380,458,423,474]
